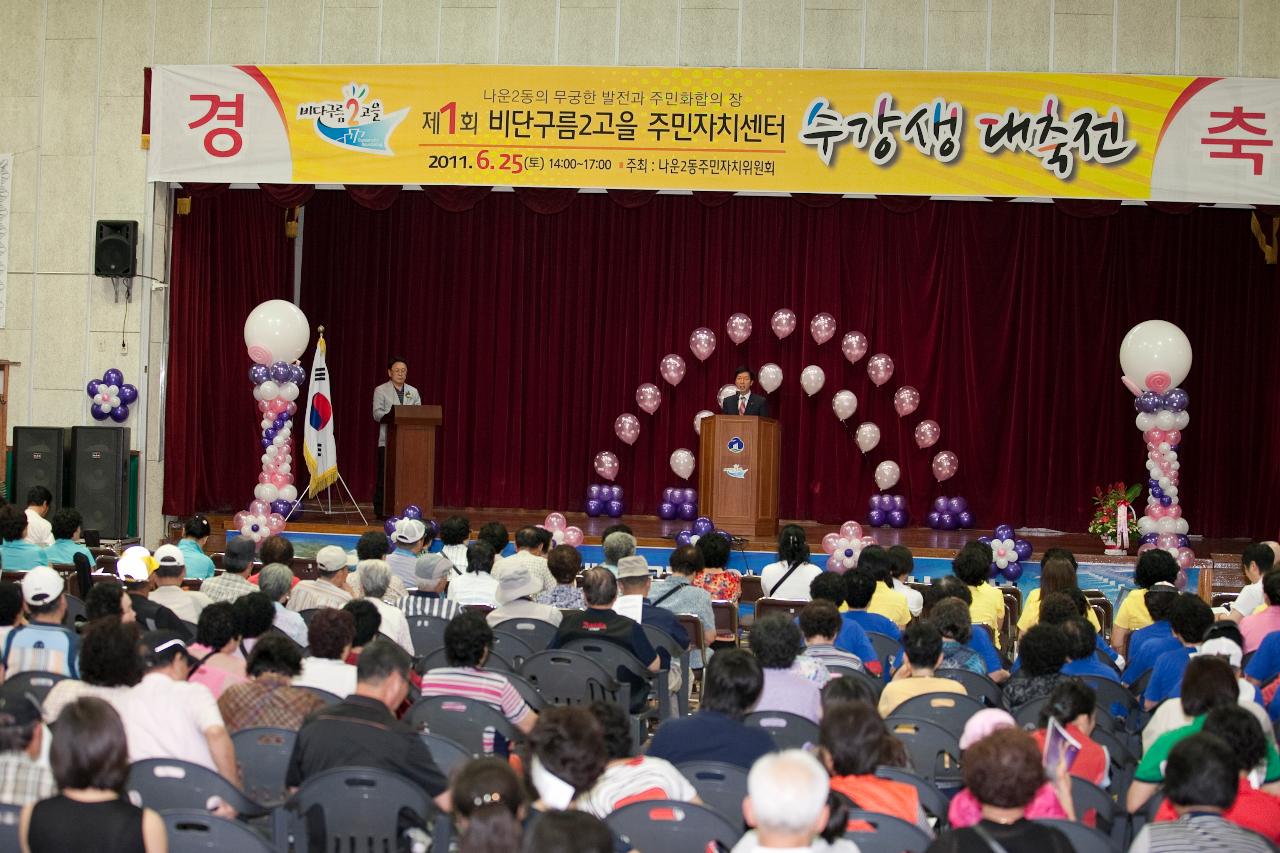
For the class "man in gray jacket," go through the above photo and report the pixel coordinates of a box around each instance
[372,356,420,516]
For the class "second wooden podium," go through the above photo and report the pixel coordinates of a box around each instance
[384,404,442,518]
[697,415,780,539]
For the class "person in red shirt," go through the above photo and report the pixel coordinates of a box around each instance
[1030,680,1108,787]
[1154,704,1280,843]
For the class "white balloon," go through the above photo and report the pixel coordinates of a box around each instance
[873,460,900,490]
[831,390,858,422]
[718,384,737,403]
[279,485,298,501]
[107,385,119,397]
[1119,319,1192,394]
[265,446,278,458]
[669,448,696,480]
[254,483,273,501]
[1165,486,1178,497]
[800,365,825,397]
[258,380,280,400]
[1171,461,1180,471]
[1135,412,1154,431]
[241,524,255,537]
[280,382,300,402]
[252,386,264,401]
[99,403,112,414]
[693,410,714,435]
[1137,516,1156,534]
[1158,477,1171,489]
[273,435,286,447]
[1173,411,1190,429]
[1174,519,1189,534]
[1154,411,1176,430]
[261,453,271,464]
[1157,517,1176,534]
[1165,547,1179,557]
[279,463,291,474]
[244,299,311,365]
[758,363,783,394]
[855,422,881,453]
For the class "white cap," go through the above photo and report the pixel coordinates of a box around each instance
[392,518,427,545]
[496,565,542,604]
[154,543,185,568]
[21,566,64,605]
[316,545,349,573]
[1194,637,1243,669]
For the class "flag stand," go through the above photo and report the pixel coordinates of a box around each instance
[287,473,368,525]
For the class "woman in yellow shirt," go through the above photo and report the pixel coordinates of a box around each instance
[860,547,912,628]
[1111,549,1180,654]
[953,541,1006,645]
[1017,549,1101,634]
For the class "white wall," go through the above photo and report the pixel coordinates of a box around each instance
[2,0,1278,544]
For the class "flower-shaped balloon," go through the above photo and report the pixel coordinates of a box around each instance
[86,368,137,423]
[991,538,1017,569]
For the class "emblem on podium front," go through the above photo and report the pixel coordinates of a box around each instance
[723,464,748,479]
[727,437,745,453]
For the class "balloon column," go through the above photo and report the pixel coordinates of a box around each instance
[1121,320,1195,586]
[542,512,585,547]
[86,368,138,422]
[820,521,877,573]
[585,484,625,518]
[237,300,311,544]
[978,523,1033,582]
[867,494,909,529]
[926,496,975,530]
[657,487,698,521]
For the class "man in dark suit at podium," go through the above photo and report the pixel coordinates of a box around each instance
[722,367,770,417]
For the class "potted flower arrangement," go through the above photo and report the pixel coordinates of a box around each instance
[1087,481,1142,555]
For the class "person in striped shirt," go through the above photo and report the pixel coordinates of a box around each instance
[798,600,865,674]
[577,700,699,818]
[419,611,536,754]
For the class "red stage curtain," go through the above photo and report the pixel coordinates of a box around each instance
[167,189,1280,536]
[163,190,293,516]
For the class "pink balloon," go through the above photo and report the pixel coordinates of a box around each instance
[809,313,837,345]
[839,521,863,541]
[931,450,959,482]
[893,386,920,417]
[270,472,289,488]
[257,400,271,412]
[726,313,753,345]
[544,512,568,532]
[1136,542,1156,556]
[771,309,797,339]
[841,332,868,364]
[821,532,841,555]
[266,513,286,533]
[563,526,584,547]
[286,402,297,415]
[866,353,894,387]
[1147,505,1168,519]
[689,327,717,362]
[659,354,687,386]
[614,413,641,445]
[258,472,270,484]
[233,511,248,529]
[859,535,877,548]
[914,419,940,449]
[635,383,662,415]
[1156,533,1179,550]
[1176,547,1195,569]
[594,451,619,481]
[249,499,270,517]
[826,555,846,573]
[1168,506,1182,519]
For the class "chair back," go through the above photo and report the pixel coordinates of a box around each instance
[289,557,317,581]
[1070,775,1122,839]
[1,670,67,705]
[502,670,547,711]
[607,799,743,853]
[0,802,18,853]
[675,614,707,658]
[936,668,1006,708]
[883,717,963,787]
[1081,675,1139,720]
[1034,818,1121,853]
[490,630,536,667]
[491,618,557,652]
[417,646,513,674]
[739,574,763,604]
[420,732,472,775]
[126,757,267,817]
[753,597,808,622]
[840,808,932,853]
[744,710,820,750]
[873,765,951,828]
[677,761,749,823]
[711,600,739,644]
[297,609,322,626]
[827,665,883,698]
[1012,696,1050,729]
[62,594,87,628]
[231,727,297,807]
[405,610,451,656]
[890,691,986,735]
[560,638,657,712]
[405,694,525,755]
[285,765,435,853]
[866,631,902,672]
[296,685,342,705]
[162,810,276,853]
[518,649,621,707]
[49,563,81,599]
[643,622,692,715]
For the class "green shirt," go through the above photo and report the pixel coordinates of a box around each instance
[0,541,48,571]
[45,539,94,567]
[1136,714,1280,783]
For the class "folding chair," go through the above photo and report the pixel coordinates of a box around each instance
[874,765,950,829]
[607,799,743,853]
[643,622,691,715]
[281,765,440,853]
[884,717,964,787]
[866,631,902,675]
[231,727,297,807]
[1035,818,1121,852]
[561,637,670,719]
[162,809,275,853]
[752,597,808,623]
[405,694,526,756]
[840,808,931,853]
[1090,723,1137,803]
[890,691,986,735]
[936,668,1006,708]
[519,649,621,707]
[420,732,472,776]
[404,609,451,657]
[677,761,749,824]
[296,685,342,705]
[416,646,513,674]
[744,710,820,750]
[711,600,739,645]
[827,664,884,698]
[1070,775,1125,846]
[503,670,547,711]
[126,758,268,817]
[489,630,535,668]
[491,618,558,652]
[62,594,87,627]
[1,670,67,706]
[0,803,18,853]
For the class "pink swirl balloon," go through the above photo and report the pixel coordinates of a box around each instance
[659,353,687,386]
[866,353,894,387]
[809,313,837,345]
[931,450,959,482]
[635,383,662,415]
[893,386,920,417]
[913,419,940,449]
[614,413,640,445]
[841,332,868,364]
[771,309,797,339]
[594,451,619,481]
[726,313,753,345]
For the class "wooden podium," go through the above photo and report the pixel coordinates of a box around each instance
[697,415,780,538]
[384,405,442,518]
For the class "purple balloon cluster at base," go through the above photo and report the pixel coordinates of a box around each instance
[977,522,1034,583]
[657,486,698,521]
[675,516,731,547]
[383,506,438,539]
[924,496,975,530]
[585,484,626,518]
[866,493,909,529]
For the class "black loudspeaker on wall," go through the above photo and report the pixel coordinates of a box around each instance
[94,220,138,277]
[71,427,130,539]
[11,427,65,507]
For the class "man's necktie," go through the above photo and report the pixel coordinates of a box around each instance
[738,395,747,415]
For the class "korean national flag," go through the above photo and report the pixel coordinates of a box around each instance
[303,334,340,497]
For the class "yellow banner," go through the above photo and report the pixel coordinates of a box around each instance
[148,64,1280,202]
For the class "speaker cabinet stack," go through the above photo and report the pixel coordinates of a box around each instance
[70,427,130,539]
[11,427,66,507]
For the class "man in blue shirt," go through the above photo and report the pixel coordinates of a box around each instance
[1060,617,1120,681]
[1,566,79,678]
[1121,582,1181,684]
[1145,592,1215,709]
[808,573,880,674]
[44,508,95,569]
[1245,631,1280,713]
[0,505,47,571]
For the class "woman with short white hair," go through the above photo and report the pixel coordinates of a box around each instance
[357,560,415,655]
[734,749,856,853]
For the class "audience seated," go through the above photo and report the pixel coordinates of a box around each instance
[234,591,277,656]
[1120,581,1180,683]
[199,536,257,603]
[648,544,715,667]
[578,700,699,818]
[21,697,166,853]
[419,611,537,753]
[488,563,563,627]
[820,673,879,713]
[751,613,825,721]
[341,599,382,662]
[614,556,688,663]
[494,525,557,595]
[287,639,448,808]
[951,541,1005,645]
[0,504,48,571]
[451,756,526,853]
[887,544,924,617]
[149,543,214,623]
[1241,568,1280,653]
[930,727,1073,852]
[599,530,636,576]
[800,600,865,673]
[0,581,22,648]
[293,608,358,698]
[522,810,613,853]
[819,700,929,831]
[810,573,878,673]
[925,577,1008,682]
[387,518,451,593]
[177,514,217,580]
[258,562,308,646]
[1224,542,1276,625]
[45,508,95,573]
[354,560,414,653]
[695,532,743,602]
[448,541,501,607]
[929,597,987,674]
[42,617,142,721]
[476,521,510,562]
[757,524,818,601]
[185,602,248,699]
[843,569,902,644]
[399,544,464,620]
[286,545,353,612]
[0,690,55,805]
[258,534,295,571]
[1029,681,1108,788]
[1129,733,1274,853]
[1016,548,1101,635]
[85,579,135,625]
[1058,617,1118,681]
[439,515,472,572]
[2,567,79,678]
[117,630,240,786]
[1112,548,1181,654]
[735,750,843,853]
[858,546,912,628]
[21,487,54,549]
[525,706,608,812]
[1198,628,1261,702]
[217,633,326,733]
[535,544,585,610]
[647,647,775,769]
[1002,623,1069,708]
[877,622,965,717]
[1144,592,1215,709]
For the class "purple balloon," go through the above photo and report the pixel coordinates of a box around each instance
[1170,444,1180,453]
[656,502,676,520]
[384,515,402,536]
[260,437,271,448]
[679,488,694,504]
[662,487,677,504]
[993,523,1015,541]
[1150,487,1163,498]
[988,563,1001,579]
[271,361,292,383]
[678,502,698,521]
[1163,387,1189,413]
[1159,496,1173,507]
[606,500,624,518]
[270,499,289,515]
[90,405,110,421]
[402,505,422,520]
[1135,391,1162,413]
[611,487,625,502]
[1013,539,1033,561]
[716,530,733,542]
[977,536,992,545]
[957,511,975,529]
[932,496,949,514]
[926,511,941,528]
[938,512,958,530]
[890,495,906,512]
[585,499,604,518]
[264,428,277,441]
[1140,532,1159,544]
[1178,534,1190,548]
[1003,562,1024,582]
[947,496,968,514]
[86,379,102,396]
[692,516,714,537]
[248,364,269,385]
[675,530,694,546]
[588,484,603,501]
[867,509,886,527]
[102,368,124,387]
[290,364,306,385]
[887,509,908,529]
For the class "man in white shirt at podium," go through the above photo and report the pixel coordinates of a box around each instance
[372,356,420,517]
[722,366,770,417]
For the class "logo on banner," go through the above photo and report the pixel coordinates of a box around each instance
[727,437,745,453]
[723,465,748,479]
[297,83,408,155]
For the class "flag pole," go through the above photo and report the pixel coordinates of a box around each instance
[296,324,368,525]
